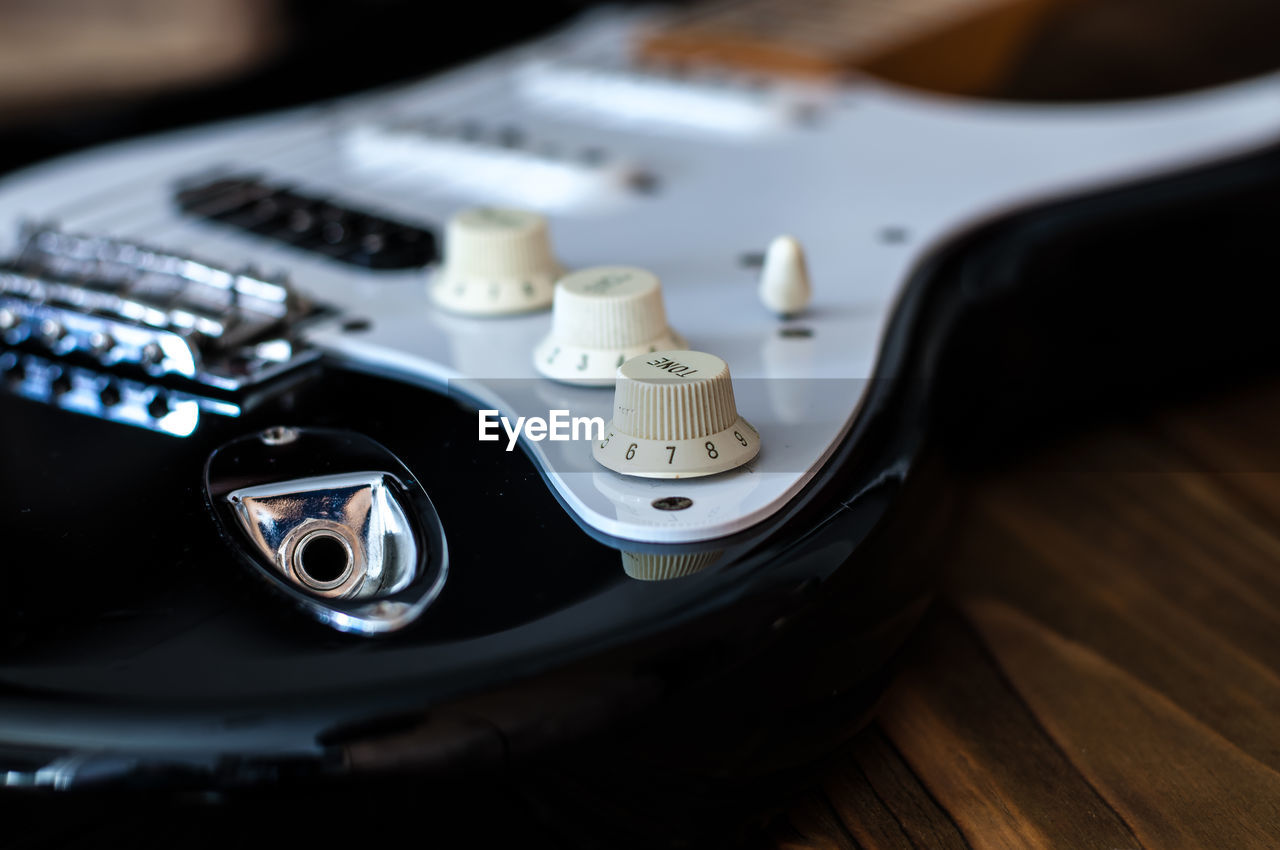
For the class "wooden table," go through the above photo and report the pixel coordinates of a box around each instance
[772,377,1280,848]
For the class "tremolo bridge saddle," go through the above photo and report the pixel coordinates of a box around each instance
[0,225,321,392]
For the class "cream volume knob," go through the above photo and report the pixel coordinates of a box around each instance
[430,206,563,316]
[594,350,760,478]
[534,266,685,385]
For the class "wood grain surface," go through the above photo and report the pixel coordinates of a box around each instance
[771,377,1280,849]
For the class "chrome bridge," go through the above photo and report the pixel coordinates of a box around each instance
[0,350,243,437]
[0,225,321,391]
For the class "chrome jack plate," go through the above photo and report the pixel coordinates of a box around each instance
[205,427,447,635]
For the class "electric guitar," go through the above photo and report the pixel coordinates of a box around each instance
[2,1,1280,844]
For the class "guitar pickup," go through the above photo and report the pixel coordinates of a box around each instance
[174,174,438,270]
[344,119,655,212]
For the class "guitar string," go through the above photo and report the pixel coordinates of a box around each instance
[30,80,606,285]
[40,121,331,225]
[131,88,564,243]
[105,106,499,243]
[64,131,339,234]
[23,45,597,241]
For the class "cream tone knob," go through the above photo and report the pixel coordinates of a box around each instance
[594,350,760,478]
[621,550,722,581]
[430,207,563,316]
[534,266,685,385]
[758,235,811,316]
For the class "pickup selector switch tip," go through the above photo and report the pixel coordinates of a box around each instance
[758,235,811,316]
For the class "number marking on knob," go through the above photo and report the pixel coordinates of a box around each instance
[534,265,685,386]
[429,206,563,316]
[592,350,760,478]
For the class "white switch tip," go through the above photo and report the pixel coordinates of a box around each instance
[758,235,812,316]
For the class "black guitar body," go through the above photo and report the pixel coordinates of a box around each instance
[3,120,1280,845]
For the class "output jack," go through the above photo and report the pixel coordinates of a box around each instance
[292,529,355,591]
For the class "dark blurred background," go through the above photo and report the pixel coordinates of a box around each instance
[0,0,598,174]
[3,0,1280,179]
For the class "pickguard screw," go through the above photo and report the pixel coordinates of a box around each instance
[260,425,300,446]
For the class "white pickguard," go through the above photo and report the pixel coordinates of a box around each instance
[2,7,1278,543]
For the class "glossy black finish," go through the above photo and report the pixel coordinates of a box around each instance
[0,349,929,783]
